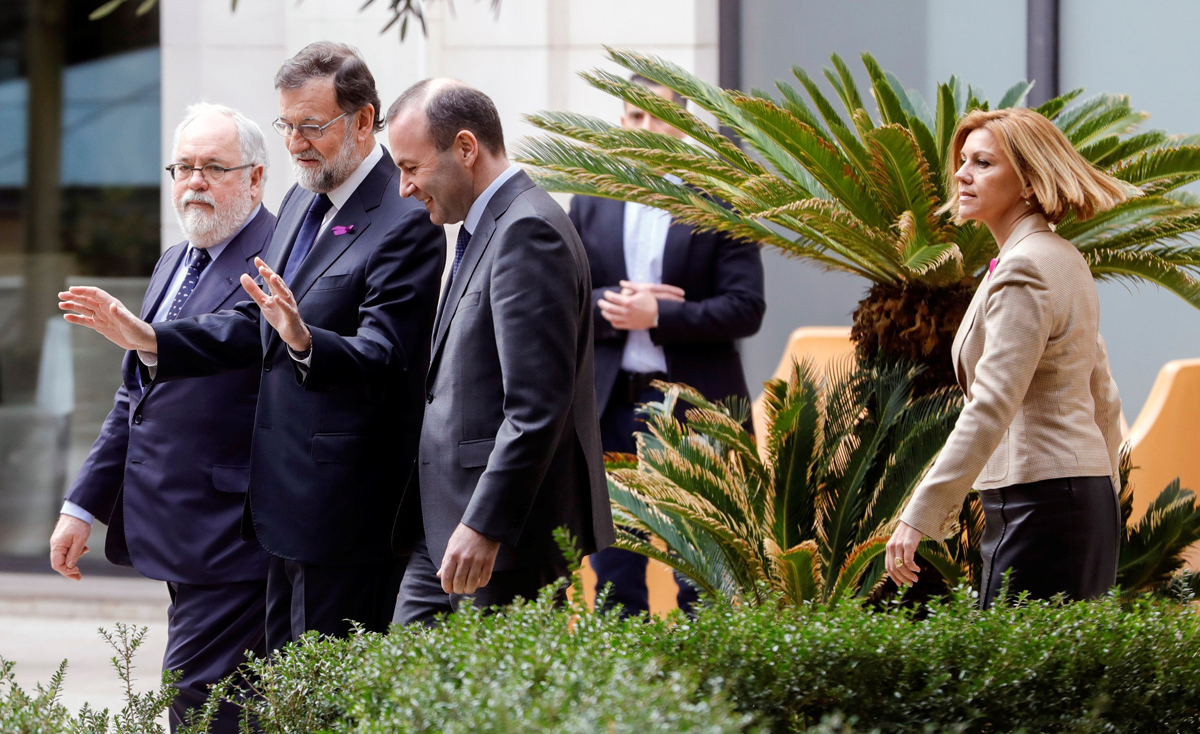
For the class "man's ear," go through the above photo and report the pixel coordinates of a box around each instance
[456,130,480,168]
[249,164,264,201]
[356,104,377,141]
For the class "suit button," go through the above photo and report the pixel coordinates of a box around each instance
[263,359,273,372]
[426,392,434,404]
[133,414,143,425]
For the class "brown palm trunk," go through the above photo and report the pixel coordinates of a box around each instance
[850,280,975,396]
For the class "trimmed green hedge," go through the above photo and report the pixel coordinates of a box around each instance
[5,589,1200,732]
[202,586,1200,733]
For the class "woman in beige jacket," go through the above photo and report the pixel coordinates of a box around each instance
[886,108,1128,608]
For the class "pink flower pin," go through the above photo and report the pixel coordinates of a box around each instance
[332,224,354,236]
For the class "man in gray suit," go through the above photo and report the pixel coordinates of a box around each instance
[385,79,614,623]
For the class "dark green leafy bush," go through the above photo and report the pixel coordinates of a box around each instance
[200,585,1200,734]
[6,590,1200,733]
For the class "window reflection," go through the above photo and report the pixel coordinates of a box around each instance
[0,1,159,558]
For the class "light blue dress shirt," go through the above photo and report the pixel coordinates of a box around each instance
[463,163,522,237]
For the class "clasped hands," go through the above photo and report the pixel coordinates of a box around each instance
[598,280,685,331]
[58,257,312,354]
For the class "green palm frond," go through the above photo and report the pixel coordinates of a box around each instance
[518,47,1200,310]
[1118,479,1200,596]
[601,362,963,607]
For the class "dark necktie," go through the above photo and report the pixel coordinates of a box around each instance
[164,247,212,321]
[282,194,333,282]
[450,226,472,282]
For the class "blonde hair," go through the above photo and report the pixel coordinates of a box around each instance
[940,107,1134,224]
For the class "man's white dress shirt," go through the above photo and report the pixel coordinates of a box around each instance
[619,200,671,374]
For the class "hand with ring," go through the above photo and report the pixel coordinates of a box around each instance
[885,520,924,586]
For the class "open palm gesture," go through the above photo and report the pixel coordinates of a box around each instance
[59,286,156,352]
[240,257,312,352]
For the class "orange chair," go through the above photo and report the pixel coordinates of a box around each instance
[1126,358,1200,569]
[751,327,856,450]
[582,327,856,616]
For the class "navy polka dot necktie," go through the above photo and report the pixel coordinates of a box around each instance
[450,226,471,282]
[165,247,212,321]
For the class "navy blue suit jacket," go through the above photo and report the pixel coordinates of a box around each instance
[66,206,275,584]
[567,195,766,414]
[151,152,446,566]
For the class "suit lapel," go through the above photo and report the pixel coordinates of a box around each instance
[601,198,628,283]
[263,155,392,354]
[429,214,496,364]
[660,218,690,286]
[428,170,537,371]
[140,244,188,321]
[951,276,991,392]
[267,190,310,272]
[289,196,370,303]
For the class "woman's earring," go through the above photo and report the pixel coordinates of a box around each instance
[1024,198,1031,207]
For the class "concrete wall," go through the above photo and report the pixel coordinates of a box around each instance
[160,0,718,252]
[738,0,1200,418]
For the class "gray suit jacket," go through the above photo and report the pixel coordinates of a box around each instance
[900,213,1123,539]
[400,170,614,571]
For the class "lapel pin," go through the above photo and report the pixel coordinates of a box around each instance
[332,225,355,236]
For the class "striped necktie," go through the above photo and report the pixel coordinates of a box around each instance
[450,226,472,282]
[165,247,212,321]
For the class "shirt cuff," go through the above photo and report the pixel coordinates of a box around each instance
[137,350,158,380]
[287,343,312,378]
[61,501,94,525]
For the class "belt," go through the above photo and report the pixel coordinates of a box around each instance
[613,370,668,404]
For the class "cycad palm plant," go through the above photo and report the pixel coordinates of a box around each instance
[520,49,1200,391]
[1116,455,1200,599]
[606,360,963,605]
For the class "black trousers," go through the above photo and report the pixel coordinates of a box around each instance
[589,384,699,617]
[393,535,568,627]
[979,475,1120,609]
[265,554,405,652]
[164,579,266,733]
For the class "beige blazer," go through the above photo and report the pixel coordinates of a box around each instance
[900,213,1123,540]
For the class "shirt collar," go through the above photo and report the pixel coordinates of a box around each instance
[463,164,521,236]
[190,202,262,263]
[324,144,384,212]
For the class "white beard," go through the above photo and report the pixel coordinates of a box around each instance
[174,180,255,248]
[290,123,362,193]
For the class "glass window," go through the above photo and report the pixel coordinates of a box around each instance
[0,1,159,559]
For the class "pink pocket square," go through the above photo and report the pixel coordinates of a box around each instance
[332,225,354,235]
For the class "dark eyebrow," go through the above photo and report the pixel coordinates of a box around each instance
[277,115,322,125]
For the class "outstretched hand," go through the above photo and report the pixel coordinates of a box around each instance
[240,257,312,353]
[59,286,156,352]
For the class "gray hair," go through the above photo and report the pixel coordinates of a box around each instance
[171,102,269,182]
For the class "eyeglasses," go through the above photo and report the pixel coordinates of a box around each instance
[272,112,349,140]
[165,163,254,183]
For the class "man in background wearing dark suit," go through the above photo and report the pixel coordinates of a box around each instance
[58,43,445,651]
[50,103,274,733]
[385,79,614,624]
[568,75,766,617]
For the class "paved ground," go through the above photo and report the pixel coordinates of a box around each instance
[0,571,171,723]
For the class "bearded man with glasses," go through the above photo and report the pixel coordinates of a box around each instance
[59,42,446,656]
[51,102,275,733]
